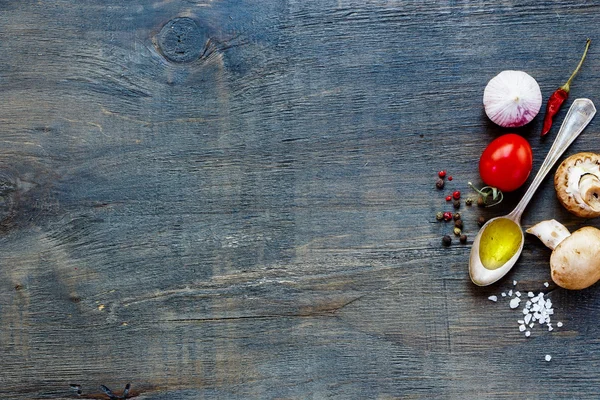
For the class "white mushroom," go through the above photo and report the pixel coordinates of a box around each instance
[555,152,600,218]
[527,220,600,290]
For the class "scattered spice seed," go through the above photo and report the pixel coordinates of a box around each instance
[453,227,462,236]
[443,211,453,221]
[465,198,473,206]
[436,211,444,221]
[442,235,452,246]
[477,216,486,227]
[460,234,467,244]
[448,176,453,181]
[454,219,463,229]
[438,170,447,179]
[436,178,445,189]
[453,200,461,209]
[446,195,452,202]
[453,212,461,221]
[477,196,485,207]
[453,190,461,200]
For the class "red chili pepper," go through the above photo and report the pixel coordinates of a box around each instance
[541,38,591,137]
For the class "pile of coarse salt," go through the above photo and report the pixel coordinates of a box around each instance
[487,280,563,362]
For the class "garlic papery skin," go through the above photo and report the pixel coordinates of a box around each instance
[555,152,600,218]
[483,70,543,128]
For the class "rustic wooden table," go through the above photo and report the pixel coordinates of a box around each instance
[2,1,600,399]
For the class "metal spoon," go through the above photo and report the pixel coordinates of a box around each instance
[470,98,596,286]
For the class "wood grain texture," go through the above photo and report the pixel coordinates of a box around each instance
[2,0,600,398]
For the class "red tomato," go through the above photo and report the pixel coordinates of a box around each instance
[479,134,533,192]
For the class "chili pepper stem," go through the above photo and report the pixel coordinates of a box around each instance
[560,38,591,93]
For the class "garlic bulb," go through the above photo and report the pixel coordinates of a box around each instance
[555,152,600,218]
[483,70,542,128]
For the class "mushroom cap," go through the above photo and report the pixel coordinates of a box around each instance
[555,152,600,218]
[551,226,600,290]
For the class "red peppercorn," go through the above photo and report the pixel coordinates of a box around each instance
[438,170,446,179]
[445,195,452,202]
[443,211,453,221]
[448,176,453,181]
[452,190,461,200]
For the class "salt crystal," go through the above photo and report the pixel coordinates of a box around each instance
[526,301,532,306]
[519,324,526,332]
[532,304,540,312]
[501,292,507,297]
[544,282,549,287]
[509,297,521,309]
[557,322,563,327]
[513,280,518,286]
[528,292,534,297]
[518,319,525,324]
[508,290,513,296]
[546,300,552,308]
[545,355,552,362]
[525,331,531,337]
[530,323,534,328]
[515,291,521,297]
[522,308,529,315]
[488,295,498,302]
[524,314,532,324]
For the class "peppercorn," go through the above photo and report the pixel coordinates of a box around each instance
[443,211,453,221]
[453,212,461,221]
[453,200,461,209]
[448,176,453,181]
[436,178,445,189]
[452,190,461,200]
[438,170,447,179]
[436,211,444,221]
[446,195,452,202]
[453,227,462,236]
[442,235,452,246]
[460,234,467,244]
[477,216,486,227]
[465,198,473,206]
[454,219,463,229]
[477,196,485,207]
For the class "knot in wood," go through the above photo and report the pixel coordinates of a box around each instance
[157,17,206,63]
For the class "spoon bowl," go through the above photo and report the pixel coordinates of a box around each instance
[469,98,597,286]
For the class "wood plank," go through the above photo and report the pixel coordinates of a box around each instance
[1,0,600,398]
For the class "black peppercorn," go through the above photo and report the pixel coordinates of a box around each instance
[454,219,463,229]
[477,216,486,227]
[436,178,445,189]
[453,212,461,221]
[453,200,461,209]
[442,235,452,246]
[465,198,473,206]
[436,211,444,221]
[460,234,467,244]
[477,196,485,207]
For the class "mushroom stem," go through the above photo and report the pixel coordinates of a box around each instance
[526,219,572,250]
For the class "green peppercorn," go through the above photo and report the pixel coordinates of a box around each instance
[453,200,460,209]
[453,227,462,236]
[436,178,445,189]
[442,235,452,246]
[460,234,467,244]
[453,212,461,221]
[465,198,473,206]
[436,211,444,221]
[477,216,486,227]
[454,219,463,229]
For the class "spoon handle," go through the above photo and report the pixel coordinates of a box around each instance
[509,98,596,222]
